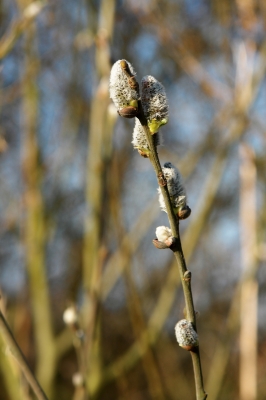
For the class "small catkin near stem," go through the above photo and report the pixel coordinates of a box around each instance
[153,225,174,249]
[158,162,191,220]
[132,118,161,157]
[155,226,172,242]
[175,319,199,351]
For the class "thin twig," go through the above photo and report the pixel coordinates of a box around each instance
[0,310,48,400]
[135,76,207,399]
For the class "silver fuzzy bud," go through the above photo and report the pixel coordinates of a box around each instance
[132,118,161,157]
[155,226,172,242]
[109,60,139,113]
[175,319,199,351]
[141,75,169,134]
[158,162,190,219]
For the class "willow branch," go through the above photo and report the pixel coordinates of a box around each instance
[109,58,207,399]
[136,97,207,399]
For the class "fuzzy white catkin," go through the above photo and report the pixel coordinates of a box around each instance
[155,226,172,242]
[72,372,84,387]
[141,75,169,130]
[132,118,161,152]
[158,162,187,213]
[175,319,199,348]
[109,59,138,110]
[63,306,78,325]
[24,2,43,18]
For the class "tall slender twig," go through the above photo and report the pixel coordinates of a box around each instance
[111,59,207,399]
[137,103,207,400]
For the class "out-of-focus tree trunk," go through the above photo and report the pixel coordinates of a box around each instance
[19,0,56,397]
[82,0,116,396]
[239,144,257,400]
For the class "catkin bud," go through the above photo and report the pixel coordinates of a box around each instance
[63,306,78,326]
[175,319,199,351]
[109,60,139,117]
[153,225,174,249]
[141,75,169,134]
[155,226,172,242]
[132,118,161,157]
[158,162,191,219]
[72,372,84,387]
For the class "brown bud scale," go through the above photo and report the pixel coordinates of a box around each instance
[180,344,197,351]
[178,205,191,220]
[152,239,168,249]
[138,149,149,158]
[118,106,138,119]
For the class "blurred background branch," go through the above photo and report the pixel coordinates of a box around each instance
[0,0,266,399]
[0,308,48,400]
[0,1,46,60]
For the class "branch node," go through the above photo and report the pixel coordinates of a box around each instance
[157,171,167,186]
[183,270,192,282]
